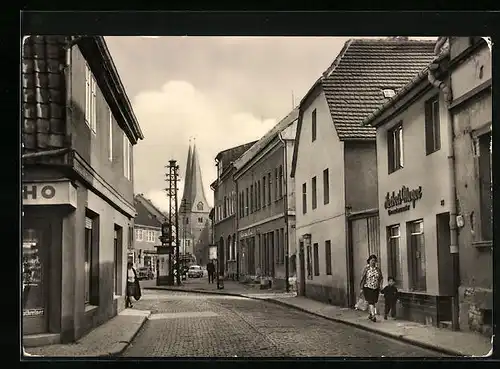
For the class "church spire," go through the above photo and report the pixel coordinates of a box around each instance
[180,139,210,213]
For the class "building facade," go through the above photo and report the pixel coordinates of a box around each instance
[179,142,212,266]
[234,109,298,290]
[290,39,436,307]
[211,141,257,279]
[132,194,167,274]
[22,36,143,346]
[448,37,492,336]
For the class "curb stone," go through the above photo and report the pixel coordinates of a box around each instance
[264,299,463,357]
[102,311,151,357]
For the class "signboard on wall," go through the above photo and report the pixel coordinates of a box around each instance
[239,228,255,238]
[384,186,423,215]
[22,181,77,208]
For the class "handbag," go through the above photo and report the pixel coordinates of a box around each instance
[355,293,368,311]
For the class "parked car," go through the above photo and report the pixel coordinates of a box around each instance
[187,265,204,278]
[137,267,154,280]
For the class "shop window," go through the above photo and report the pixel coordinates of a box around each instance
[313,243,320,276]
[22,227,45,318]
[114,226,123,296]
[425,95,441,155]
[407,220,426,292]
[312,176,317,210]
[302,183,307,214]
[325,240,332,275]
[387,225,402,287]
[312,109,317,142]
[388,122,404,174]
[474,130,492,242]
[323,168,330,205]
[85,212,99,306]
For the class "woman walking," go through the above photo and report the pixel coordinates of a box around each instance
[360,254,383,322]
[126,262,139,308]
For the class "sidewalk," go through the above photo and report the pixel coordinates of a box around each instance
[141,278,296,299]
[23,309,150,357]
[267,296,493,357]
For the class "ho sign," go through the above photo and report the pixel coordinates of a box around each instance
[23,185,56,201]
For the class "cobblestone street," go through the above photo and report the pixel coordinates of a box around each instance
[122,290,445,357]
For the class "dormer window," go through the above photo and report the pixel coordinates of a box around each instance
[382,89,396,98]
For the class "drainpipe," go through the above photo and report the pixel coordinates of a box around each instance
[234,169,240,281]
[278,132,290,293]
[427,36,460,331]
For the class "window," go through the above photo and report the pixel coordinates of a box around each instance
[306,243,312,279]
[256,182,259,210]
[274,168,279,201]
[388,123,404,174]
[425,95,441,155]
[135,229,143,241]
[250,185,254,213]
[475,130,492,241]
[85,64,97,133]
[108,110,113,161]
[198,217,204,224]
[123,133,131,180]
[257,181,261,209]
[312,176,317,210]
[84,213,98,305]
[114,226,123,296]
[146,230,154,243]
[302,183,307,214]
[312,109,317,142]
[407,220,426,291]
[325,240,332,275]
[197,202,204,211]
[267,173,272,205]
[262,176,266,207]
[245,188,249,216]
[223,196,227,218]
[231,237,236,261]
[387,225,402,287]
[239,192,244,218]
[278,165,283,198]
[323,168,329,205]
[313,243,319,276]
[84,217,93,304]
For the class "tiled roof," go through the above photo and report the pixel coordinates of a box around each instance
[134,198,163,228]
[22,36,68,160]
[134,194,168,224]
[321,39,436,141]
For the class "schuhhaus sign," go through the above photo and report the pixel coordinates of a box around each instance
[384,186,423,215]
[22,182,77,208]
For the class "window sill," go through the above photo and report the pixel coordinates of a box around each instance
[84,304,98,314]
[472,240,492,249]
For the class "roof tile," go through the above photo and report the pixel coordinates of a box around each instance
[320,39,436,140]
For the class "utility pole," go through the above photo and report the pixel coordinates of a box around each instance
[166,160,181,286]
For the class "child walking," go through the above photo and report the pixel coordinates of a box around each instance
[381,276,398,320]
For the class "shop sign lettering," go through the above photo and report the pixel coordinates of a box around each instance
[23,185,56,200]
[239,229,254,238]
[385,186,423,215]
[23,308,44,317]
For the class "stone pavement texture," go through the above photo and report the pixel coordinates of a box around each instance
[123,290,445,357]
[268,296,493,357]
[23,309,150,357]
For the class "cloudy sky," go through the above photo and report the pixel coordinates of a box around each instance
[105,36,436,211]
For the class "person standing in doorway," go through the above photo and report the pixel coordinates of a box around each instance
[360,254,383,322]
[207,260,215,284]
[126,262,138,308]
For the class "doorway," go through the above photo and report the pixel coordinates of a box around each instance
[22,217,50,335]
[298,241,305,296]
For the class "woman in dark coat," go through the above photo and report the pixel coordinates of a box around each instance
[359,254,383,322]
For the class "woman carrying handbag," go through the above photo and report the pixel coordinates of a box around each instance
[126,262,142,308]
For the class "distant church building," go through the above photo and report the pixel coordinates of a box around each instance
[179,142,212,266]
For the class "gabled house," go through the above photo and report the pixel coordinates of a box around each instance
[290,38,436,307]
[22,36,144,346]
[211,141,257,278]
[233,109,299,290]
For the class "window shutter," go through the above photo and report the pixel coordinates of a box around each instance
[387,130,394,172]
[424,100,433,155]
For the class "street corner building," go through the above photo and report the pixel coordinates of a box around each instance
[22,36,144,346]
[132,194,169,276]
[290,38,437,308]
[363,37,491,336]
[179,142,212,266]
[233,108,299,290]
[210,140,258,279]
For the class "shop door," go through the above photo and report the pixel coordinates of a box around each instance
[22,218,50,335]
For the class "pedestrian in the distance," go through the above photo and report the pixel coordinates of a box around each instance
[381,276,399,320]
[207,260,215,284]
[126,262,139,308]
[359,254,383,322]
